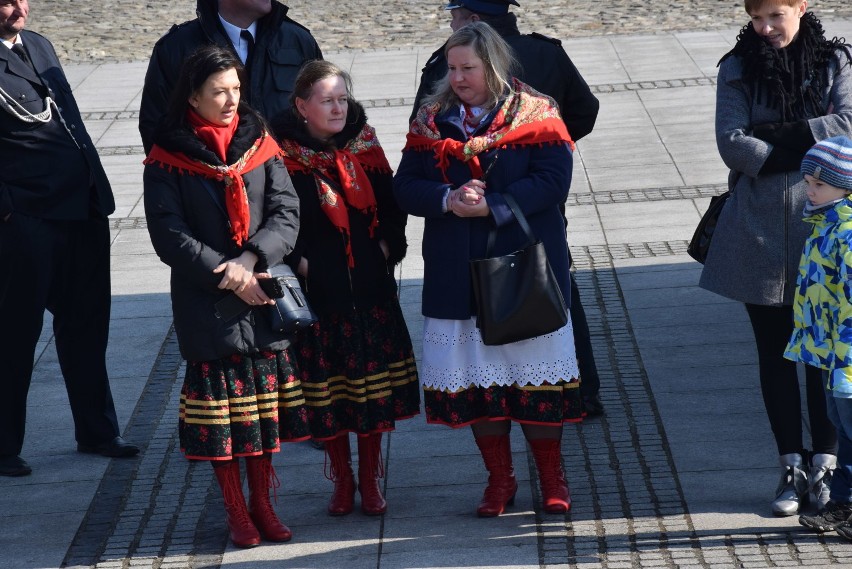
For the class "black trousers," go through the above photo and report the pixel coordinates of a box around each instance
[0,214,120,457]
[745,303,837,457]
[571,272,600,397]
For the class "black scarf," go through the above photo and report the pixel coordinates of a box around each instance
[719,12,852,121]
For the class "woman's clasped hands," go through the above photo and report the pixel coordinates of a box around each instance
[213,250,275,306]
[449,179,490,217]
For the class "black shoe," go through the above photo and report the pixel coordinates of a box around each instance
[837,521,852,542]
[799,500,852,532]
[0,455,32,477]
[77,436,139,458]
[582,395,605,417]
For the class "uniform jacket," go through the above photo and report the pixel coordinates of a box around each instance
[784,199,852,395]
[393,103,573,320]
[0,30,113,220]
[272,103,408,316]
[700,51,852,306]
[138,0,322,153]
[410,14,599,141]
[143,112,300,362]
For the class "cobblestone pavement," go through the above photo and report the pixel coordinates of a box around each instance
[28,0,852,64]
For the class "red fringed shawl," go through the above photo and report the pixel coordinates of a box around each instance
[144,111,281,247]
[403,79,574,183]
[279,123,391,267]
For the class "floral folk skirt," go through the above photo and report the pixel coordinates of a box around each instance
[286,298,421,440]
[421,317,583,428]
[180,349,308,460]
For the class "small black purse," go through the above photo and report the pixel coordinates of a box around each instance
[469,194,568,346]
[258,264,318,333]
[687,190,731,264]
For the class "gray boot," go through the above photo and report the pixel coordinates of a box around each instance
[772,453,809,516]
[809,453,837,512]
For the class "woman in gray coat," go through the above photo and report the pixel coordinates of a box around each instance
[700,0,852,516]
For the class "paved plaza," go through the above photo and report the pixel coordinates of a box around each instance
[4,2,852,569]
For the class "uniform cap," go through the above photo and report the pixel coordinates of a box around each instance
[801,136,852,192]
[445,0,520,16]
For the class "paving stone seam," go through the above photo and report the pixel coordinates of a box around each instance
[535,262,710,568]
[78,75,718,126]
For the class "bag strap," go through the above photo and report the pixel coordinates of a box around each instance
[486,193,537,255]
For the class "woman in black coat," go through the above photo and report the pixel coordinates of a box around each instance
[273,60,420,518]
[143,46,303,549]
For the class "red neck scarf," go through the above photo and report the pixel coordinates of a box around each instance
[403,79,574,183]
[279,123,391,268]
[144,111,281,246]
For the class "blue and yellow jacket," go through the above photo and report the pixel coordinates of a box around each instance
[784,198,852,395]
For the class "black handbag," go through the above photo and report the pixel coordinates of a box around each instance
[469,194,568,346]
[687,190,731,264]
[259,264,318,333]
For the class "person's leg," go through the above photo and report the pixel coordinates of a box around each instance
[245,453,292,541]
[745,303,809,515]
[800,392,852,532]
[324,433,355,516]
[570,272,603,416]
[0,214,53,472]
[805,366,838,509]
[522,423,570,513]
[48,219,124,449]
[357,433,387,515]
[471,420,516,517]
[212,459,261,548]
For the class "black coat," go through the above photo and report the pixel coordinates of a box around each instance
[410,14,599,141]
[272,104,407,316]
[143,112,300,361]
[0,30,114,220]
[138,0,322,153]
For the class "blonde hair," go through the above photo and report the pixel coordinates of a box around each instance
[425,21,518,111]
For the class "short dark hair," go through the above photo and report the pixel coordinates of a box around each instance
[162,45,246,130]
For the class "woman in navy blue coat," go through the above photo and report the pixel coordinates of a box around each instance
[394,22,582,517]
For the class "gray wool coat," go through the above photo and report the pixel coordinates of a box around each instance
[699,51,852,306]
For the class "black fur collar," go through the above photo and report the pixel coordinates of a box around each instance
[271,100,368,151]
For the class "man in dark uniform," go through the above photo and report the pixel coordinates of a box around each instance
[139,0,322,154]
[0,0,139,477]
[412,0,605,416]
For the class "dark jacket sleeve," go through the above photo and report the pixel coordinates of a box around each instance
[139,34,180,155]
[372,169,408,265]
[243,157,300,269]
[554,50,599,142]
[143,165,229,290]
[393,149,453,219]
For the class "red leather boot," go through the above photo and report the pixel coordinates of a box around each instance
[212,460,261,548]
[357,433,387,515]
[474,434,518,517]
[325,435,356,516]
[529,438,571,513]
[245,455,292,542]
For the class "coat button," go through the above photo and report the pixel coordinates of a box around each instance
[70,124,76,130]
[19,94,25,100]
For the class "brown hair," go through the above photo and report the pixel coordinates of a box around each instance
[289,60,354,108]
[744,0,802,15]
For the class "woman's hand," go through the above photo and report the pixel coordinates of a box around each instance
[449,180,489,217]
[213,250,259,292]
[234,275,274,306]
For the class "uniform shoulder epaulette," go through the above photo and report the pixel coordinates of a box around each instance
[529,32,562,47]
[283,15,315,35]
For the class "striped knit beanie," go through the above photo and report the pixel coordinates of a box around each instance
[801,136,852,192]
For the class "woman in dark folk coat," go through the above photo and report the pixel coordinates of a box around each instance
[143,46,304,548]
[273,60,420,517]
[394,22,582,518]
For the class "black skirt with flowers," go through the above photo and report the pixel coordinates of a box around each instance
[284,298,420,440]
[180,349,309,460]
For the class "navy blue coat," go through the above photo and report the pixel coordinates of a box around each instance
[393,105,573,320]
